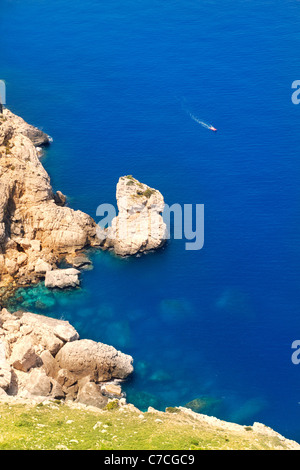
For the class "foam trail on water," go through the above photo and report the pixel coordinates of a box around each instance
[179,98,214,130]
[188,112,212,130]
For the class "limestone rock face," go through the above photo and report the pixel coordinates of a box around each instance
[10,337,39,372]
[1,109,51,147]
[35,258,52,275]
[0,109,104,290]
[104,176,167,256]
[0,309,133,407]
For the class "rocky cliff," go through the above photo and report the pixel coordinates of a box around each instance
[0,308,133,407]
[0,109,104,292]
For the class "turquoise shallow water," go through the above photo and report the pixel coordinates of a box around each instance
[2,0,300,440]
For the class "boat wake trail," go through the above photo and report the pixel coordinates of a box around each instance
[188,112,213,130]
[180,98,217,132]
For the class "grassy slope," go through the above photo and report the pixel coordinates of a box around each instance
[0,401,298,450]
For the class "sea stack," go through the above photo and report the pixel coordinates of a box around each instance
[103,175,168,256]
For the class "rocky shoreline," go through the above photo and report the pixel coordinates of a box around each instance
[0,308,133,407]
[1,307,300,450]
[0,108,166,421]
[0,108,167,297]
[1,108,298,449]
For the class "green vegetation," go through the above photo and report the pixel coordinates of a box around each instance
[123,176,156,198]
[142,188,155,198]
[165,407,180,414]
[0,401,295,450]
[104,400,119,411]
[244,426,253,432]
[135,188,155,198]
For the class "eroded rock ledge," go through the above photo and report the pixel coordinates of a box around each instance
[0,308,133,408]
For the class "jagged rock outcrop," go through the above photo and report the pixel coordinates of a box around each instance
[1,109,51,147]
[0,109,104,290]
[103,175,167,256]
[0,308,133,406]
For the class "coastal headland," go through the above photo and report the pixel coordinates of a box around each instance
[0,109,298,450]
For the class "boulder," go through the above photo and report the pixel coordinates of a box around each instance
[10,337,39,372]
[50,379,65,399]
[25,368,52,396]
[76,381,108,408]
[56,368,78,400]
[35,258,52,274]
[20,312,79,355]
[40,350,59,379]
[0,308,131,406]
[45,268,81,289]
[101,383,123,398]
[55,339,134,382]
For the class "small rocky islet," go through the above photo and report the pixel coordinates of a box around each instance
[0,108,167,294]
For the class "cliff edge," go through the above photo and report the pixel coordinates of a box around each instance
[0,109,103,292]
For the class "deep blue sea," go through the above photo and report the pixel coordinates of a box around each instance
[1,0,300,441]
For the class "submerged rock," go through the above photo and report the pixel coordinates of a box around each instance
[184,396,223,416]
[159,298,193,322]
[125,390,163,412]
